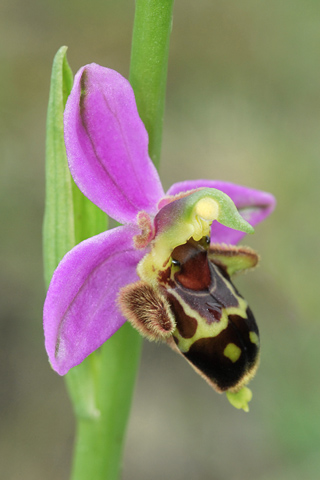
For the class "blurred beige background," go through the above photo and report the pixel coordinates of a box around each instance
[1,1,320,479]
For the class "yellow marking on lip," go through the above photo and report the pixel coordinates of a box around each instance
[171,290,248,354]
[172,299,229,353]
[224,343,241,363]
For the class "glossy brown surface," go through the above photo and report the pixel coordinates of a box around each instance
[163,238,259,390]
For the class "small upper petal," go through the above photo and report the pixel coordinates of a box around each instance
[64,64,164,224]
[167,180,276,244]
[43,224,145,375]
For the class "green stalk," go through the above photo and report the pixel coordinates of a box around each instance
[69,324,142,480]
[130,0,175,169]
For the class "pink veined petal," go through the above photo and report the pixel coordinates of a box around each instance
[43,225,145,375]
[64,64,164,224]
[167,180,276,245]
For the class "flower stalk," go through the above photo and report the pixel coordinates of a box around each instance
[69,324,143,480]
[130,0,175,168]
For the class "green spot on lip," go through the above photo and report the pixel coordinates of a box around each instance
[249,331,259,345]
[224,343,241,363]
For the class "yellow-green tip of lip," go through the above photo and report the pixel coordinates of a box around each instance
[226,386,253,412]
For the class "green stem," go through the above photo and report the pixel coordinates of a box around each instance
[68,2,174,480]
[130,0,175,168]
[69,324,142,480]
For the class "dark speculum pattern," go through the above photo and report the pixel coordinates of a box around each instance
[185,334,245,390]
[161,238,259,391]
[166,293,198,338]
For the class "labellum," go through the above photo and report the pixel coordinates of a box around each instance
[119,235,260,396]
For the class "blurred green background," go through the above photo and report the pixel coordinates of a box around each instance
[1,0,320,479]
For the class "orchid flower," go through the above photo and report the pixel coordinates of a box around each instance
[43,64,275,408]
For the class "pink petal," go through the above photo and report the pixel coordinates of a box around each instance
[64,64,164,224]
[43,225,145,375]
[167,180,276,244]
